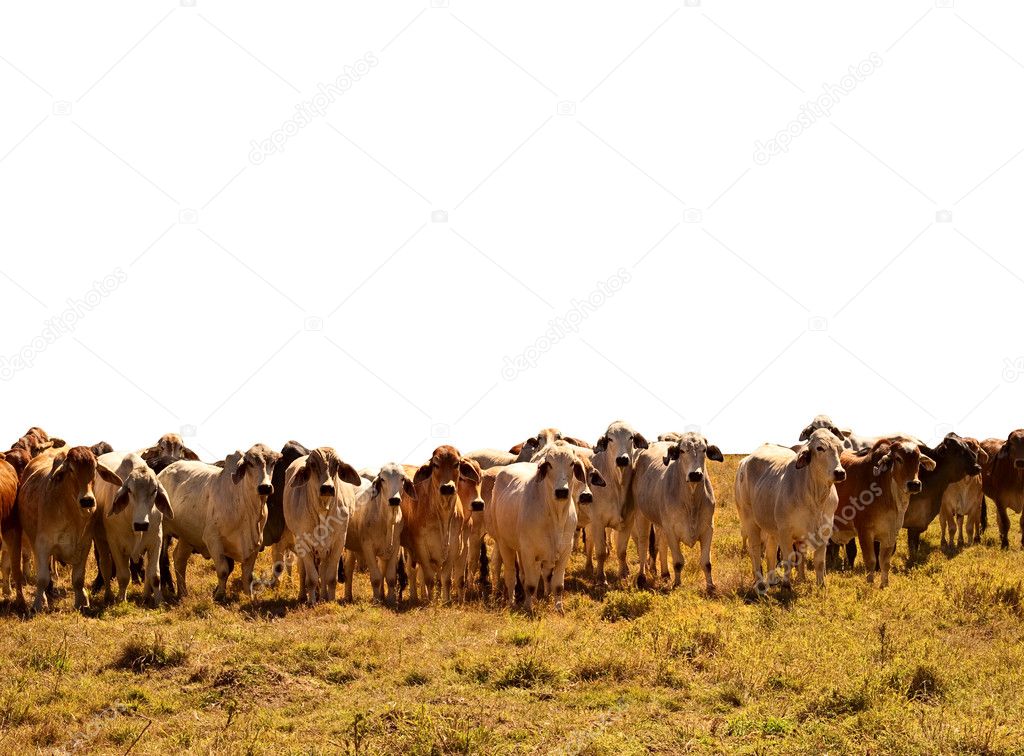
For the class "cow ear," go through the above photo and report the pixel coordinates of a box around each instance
[536,459,551,479]
[335,460,362,487]
[663,445,680,466]
[182,447,200,461]
[873,453,893,476]
[998,444,1009,459]
[632,433,649,450]
[402,477,417,500]
[413,464,432,485]
[795,448,812,469]
[372,476,383,496]
[589,469,606,487]
[572,461,586,483]
[141,446,158,462]
[155,485,173,519]
[706,445,724,462]
[798,425,813,441]
[919,454,936,472]
[50,437,67,449]
[50,453,68,481]
[97,464,123,487]
[232,458,251,485]
[290,463,309,488]
[976,447,990,464]
[110,486,131,515]
[526,437,539,449]
[459,460,480,483]
[595,436,609,452]
[562,436,590,448]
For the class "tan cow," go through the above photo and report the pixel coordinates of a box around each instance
[981,430,1024,549]
[939,437,987,549]
[345,463,413,604]
[734,429,846,592]
[140,433,200,463]
[631,433,723,592]
[283,447,361,604]
[12,447,122,610]
[159,444,281,600]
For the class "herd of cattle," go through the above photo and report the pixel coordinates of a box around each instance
[0,416,1022,614]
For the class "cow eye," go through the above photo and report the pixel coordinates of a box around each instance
[816,446,824,452]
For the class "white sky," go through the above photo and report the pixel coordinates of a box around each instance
[2,1,1023,465]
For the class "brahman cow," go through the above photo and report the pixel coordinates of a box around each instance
[263,440,311,586]
[630,433,723,592]
[92,452,173,605]
[939,437,987,549]
[487,446,588,613]
[400,445,479,603]
[981,430,1024,549]
[158,444,281,600]
[465,448,518,470]
[140,433,200,464]
[0,453,19,600]
[734,428,846,592]
[12,446,122,610]
[452,457,486,601]
[344,463,413,604]
[283,447,361,604]
[830,438,933,588]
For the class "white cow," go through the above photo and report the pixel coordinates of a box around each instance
[734,429,846,592]
[631,433,723,592]
[159,444,281,600]
[345,463,412,603]
[93,452,173,606]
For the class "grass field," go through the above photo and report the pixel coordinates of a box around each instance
[2,454,1024,754]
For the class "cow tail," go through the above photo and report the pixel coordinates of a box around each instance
[981,497,988,531]
[478,540,490,598]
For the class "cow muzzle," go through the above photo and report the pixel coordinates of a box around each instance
[471,499,484,512]
[319,484,336,497]
[440,482,455,496]
[579,491,593,504]
[79,496,95,509]
[257,483,273,496]
[906,480,922,493]
[615,455,629,468]
[554,487,570,500]
[833,469,847,482]
[388,495,402,506]
[133,522,150,532]
[688,470,704,483]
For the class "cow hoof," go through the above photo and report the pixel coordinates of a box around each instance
[635,574,648,590]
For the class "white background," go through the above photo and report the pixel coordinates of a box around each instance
[1,1,1022,464]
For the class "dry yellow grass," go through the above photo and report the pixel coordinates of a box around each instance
[2,454,1024,754]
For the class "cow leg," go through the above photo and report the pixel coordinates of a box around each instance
[700,529,715,593]
[364,551,384,603]
[498,544,517,606]
[173,541,192,598]
[667,537,685,589]
[208,539,232,602]
[71,556,89,610]
[614,525,631,580]
[906,530,921,559]
[159,535,175,596]
[939,508,950,549]
[33,542,52,612]
[320,550,340,603]
[552,557,569,615]
[95,541,114,604]
[145,541,162,607]
[343,550,357,602]
[384,552,401,606]
[240,552,259,601]
[592,525,609,587]
[878,541,894,589]
[3,526,24,607]
[996,503,1011,549]
[764,533,781,586]
[269,541,287,589]
[299,552,318,605]
[582,525,594,577]
[860,532,876,583]
[955,514,965,549]
[745,527,766,594]
[658,528,670,581]
[111,548,131,604]
[632,515,652,588]
[812,543,827,588]
[521,558,540,615]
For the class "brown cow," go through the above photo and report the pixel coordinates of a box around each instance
[831,438,934,588]
[141,433,200,463]
[981,430,1024,549]
[0,454,19,599]
[939,437,987,549]
[400,445,480,603]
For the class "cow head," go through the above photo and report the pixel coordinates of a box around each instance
[372,462,416,507]
[577,453,606,504]
[51,446,122,511]
[925,433,983,480]
[515,428,563,461]
[996,429,1024,470]
[109,463,173,532]
[595,420,649,471]
[290,447,360,499]
[870,438,934,496]
[413,445,478,499]
[799,414,850,444]
[142,433,200,463]
[2,447,31,477]
[229,444,283,498]
[663,432,724,484]
[795,428,846,482]
[535,446,588,503]
[457,457,486,512]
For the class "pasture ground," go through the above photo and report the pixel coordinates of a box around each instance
[2,454,1024,754]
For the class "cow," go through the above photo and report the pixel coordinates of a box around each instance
[630,433,723,592]
[465,448,518,470]
[583,420,649,585]
[902,433,983,557]
[90,441,114,457]
[10,447,122,611]
[400,445,480,603]
[0,453,19,599]
[344,463,413,604]
[452,457,486,601]
[158,444,281,600]
[512,428,592,463]
[283,447,361,604]
[981,430,1024,549]
[92,452,173,606]
[939,437,987,549]
[829,438,934,588]
[734,428,846,593]
[264,440,311,586]
[140,433,200,464]
[487,447,588,613]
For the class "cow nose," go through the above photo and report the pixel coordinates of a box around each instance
[440,482,456,496]
[133,522,150,532]
[257,483,273,496]
[471,499,484,512]
[388,495,402,506]
[688,471,704,483]
[907,480,922,493]
[319,484,335,497]
[554,487,569,500]
[833,469,846,482]
[79,496,95,509]
[615,455,629,468]
[579,491,593,504]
